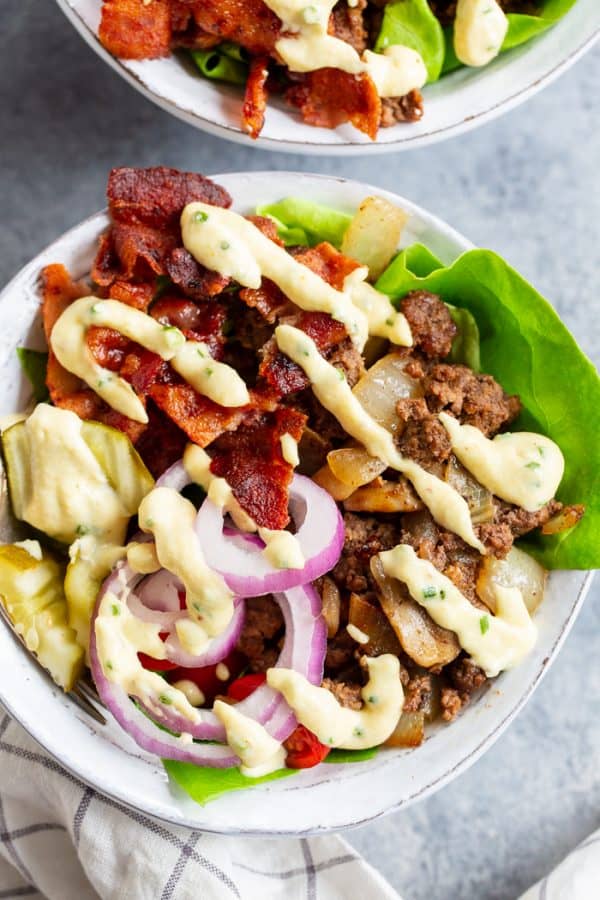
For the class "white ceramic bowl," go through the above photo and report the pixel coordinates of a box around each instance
[55,0,599,154]
[0,172,592,834]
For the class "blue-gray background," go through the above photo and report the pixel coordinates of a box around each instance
[1,4,598,898]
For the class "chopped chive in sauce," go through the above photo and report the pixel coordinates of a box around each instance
[480,615,490,635]
[105,661,113,670]
[422,586,437,599]
[440,589,446,599]
[385,317,394,327]
[75,524,90,537]
[353,726,364,738]
[525,461,541,470]
[367,695,378,704]
[220,241,230,251]
[204,367,214,377]
[159,694,172,705]
[193,211,208,224]
[197,348,206,358]
[111,604,120,616]
[337,369,345,381]
[145,518,155,528]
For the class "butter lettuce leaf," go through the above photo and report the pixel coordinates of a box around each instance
[16,348,49,403]
[377,247,600,570]
[163,759,297,806]
[441,0,578,76]
[374,0,446,82]
[256,198,352,249]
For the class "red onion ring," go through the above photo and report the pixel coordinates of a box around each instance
[163,600,245,669]
[195,474,345,597]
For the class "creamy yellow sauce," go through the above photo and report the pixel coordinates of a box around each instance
[280,432,300,467]
[275,326,485,552]
[213,700,286,776]
[183,443,305,570]
[17,404,132,544]
[50,297,249,423]
[439,413,564,513]
[346,623,369,645]
[379,544,537,677]
[95,590,201,723]
[263,0,427,98]
[138,487,234,643]
[454,0,508,67]
[343,268,412,346]
[267,655,404,750]
[126,541,161,575]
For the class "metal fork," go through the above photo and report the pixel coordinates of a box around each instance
[0,602,107,725]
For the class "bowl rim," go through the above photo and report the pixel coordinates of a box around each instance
[54,0,600,155]
[0,171,594,834]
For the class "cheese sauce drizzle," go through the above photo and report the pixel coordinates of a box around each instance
[267,654,404,749]
[379,544,537,677]
[262,0,427,98]
[439,412,564,513]
[213,700,286,776]
[181,204,412,352]
[95,590,201,724]
[275,325,485,552]
[183,444,305,570]
[50,297,250,424]
[454,0,509,68]
[138,487,234,651]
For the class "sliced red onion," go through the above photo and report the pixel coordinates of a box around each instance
[163,600,245,668]
[127,569,186,629]
[155,460,191,492]
[89,608,238,766]
[195,474,344,597]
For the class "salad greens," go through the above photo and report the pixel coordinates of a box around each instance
[164,747,377,805]
[257,198,353,249]
[375,0,446,82]
[376,247,600,570]
[190,47,248,86]
[16,348,49,403]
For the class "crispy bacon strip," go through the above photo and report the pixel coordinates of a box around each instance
[108,280,155,311]
[293,242,361,289]
[107,166,231,228]
[286,70,381,141]
[209,407,307,529]
[166,248,229,300]
[150,295,227,359]
[99,0,171,60]
[189,0,281,55]
[242,56,270,140]
[112,221,178,280]
[149,383,249,447]
[41,265,89,404]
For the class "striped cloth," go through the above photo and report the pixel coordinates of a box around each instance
[0,714,399,900]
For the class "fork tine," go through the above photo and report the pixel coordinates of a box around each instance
[0,601,106,725]
[77,678,105,709]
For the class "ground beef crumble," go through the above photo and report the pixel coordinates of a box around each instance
[400,291,457,359]
[441,657,487,721]
[331,513,403,594]
[322,678,363,710]
[424,363,521,436]
[235,596,283,673]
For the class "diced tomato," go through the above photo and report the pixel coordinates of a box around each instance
[165,650,247,704]
[284,725,331,769]
[138,630,179,671]
[227,672,266,702]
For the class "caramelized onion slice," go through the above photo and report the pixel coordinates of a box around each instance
[352,353,422,434]
[344,477,422,513]
[371,556,460,668]
[327,447,386,488]
[348,592,401,656]
[320,576,341,639]
[476,546,547,616]
[384,711,425,748]
[445,455,494,525]
[312,463,355,501]
[541,504,585,535]
[341,196,408,281]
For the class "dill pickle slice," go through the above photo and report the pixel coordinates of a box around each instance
[0,544,84,690]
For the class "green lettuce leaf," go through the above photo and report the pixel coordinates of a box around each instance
[324,746,379,764]
[441,0,578,76]
[163,759,297,806]
[447,305,481,372]
[16,348,49,403]
[377,247,600,570]
[256,198,352,249]
[374,0,446,82]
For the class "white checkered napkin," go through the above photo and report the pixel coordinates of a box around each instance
[0,714,400,900]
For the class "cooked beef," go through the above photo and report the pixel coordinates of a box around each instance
[328,337,366,388]
[441,656,487,721]
[325,629,357,674]
[380,91,424,126]
[424,363,521,436]
[331,0,368,54]
[331,513,403,594]
[322,678,363,710]
[403,673,432,713]
[396,397,452,468]
[236,595,283,672]
[495,498,563,538]
[400,291,457,358]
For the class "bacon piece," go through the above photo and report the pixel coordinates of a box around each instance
[286,70,381,140]
[108,280,155,311]
[112,222,178,280]
[166,248,229,300]
[242,56,270,139]
[107,167,231,229]
[99,0,171,60]
[92,231,120,287]
[120,349,171,396]
[245,215,284,246]
[190,0,280,55]
[133,404,189,477]
[41,264,88,341]
[149,383,248,447]
[150,295,227,358]
[52,388,103,421]
[209,407,307,530]
[293,242,361,290]
[240,279,290,324]
[259,311,348,397]
[87,326,132,372]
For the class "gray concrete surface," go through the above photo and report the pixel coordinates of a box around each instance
[1,4,598,898]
